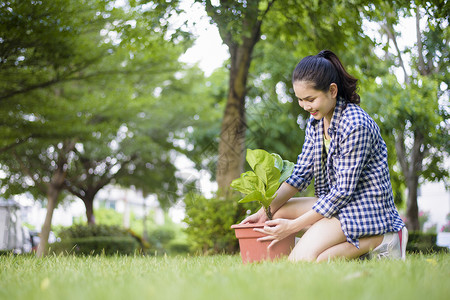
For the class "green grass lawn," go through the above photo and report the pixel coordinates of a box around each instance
[1,253,449,300]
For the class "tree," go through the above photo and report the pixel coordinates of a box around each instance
[0,0,192,255]
[195,0,376,195]
[0,0,115,153]
[63,68,203,224]
[361,0,449,230]
[2,135,76,257]
[194,0,275,196]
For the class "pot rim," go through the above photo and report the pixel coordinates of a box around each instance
[231,223,266,229]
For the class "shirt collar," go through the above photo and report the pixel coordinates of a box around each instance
[310,97,346,135]
[328,97,346,135]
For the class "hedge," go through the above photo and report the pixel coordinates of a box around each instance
[183,192,259,254]
[406,232,448,254]
[57,224,129,239]
[49,236,138,256]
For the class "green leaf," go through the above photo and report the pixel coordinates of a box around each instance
[260,193,276,208]
[265,183,278,198]
[233,149,294,211]
[279,160,295,183]
[247,149,278,186]
[238,190,264,203]
[271,153,283,172]
[230,171,264,194]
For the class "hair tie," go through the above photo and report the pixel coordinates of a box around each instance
[317,51,328,59]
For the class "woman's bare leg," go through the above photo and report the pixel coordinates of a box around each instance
[316,235,383,262]
[288,217,347,262]
[273,197,383,262]
[272,197,317,220]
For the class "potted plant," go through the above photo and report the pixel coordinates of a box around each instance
[230,149,296,263]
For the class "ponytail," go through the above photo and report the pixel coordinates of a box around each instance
[292,50,360,104]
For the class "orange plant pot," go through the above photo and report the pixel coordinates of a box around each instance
[231,223,296,264]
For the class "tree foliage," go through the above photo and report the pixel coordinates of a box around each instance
[189,0,448,232]
[360,0,449,230]
[0,0,194,255]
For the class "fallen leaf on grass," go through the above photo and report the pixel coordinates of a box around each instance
[425,258,437,266]
[40,277,50,291]
[343,271,370,280]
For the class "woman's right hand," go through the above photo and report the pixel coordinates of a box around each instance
[240,207,269,224]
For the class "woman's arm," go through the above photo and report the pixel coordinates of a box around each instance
[269,182,300,215]
[240,182,299,224]
[255,209,324,248]
[242,119,316,224]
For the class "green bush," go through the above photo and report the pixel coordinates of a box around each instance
[58,224,129,239]
[406,231,448,254]
[50,236,138,256]
[167,240,191,255]
[183,192,259,255]
[52,224,138,256]
[145,226,176,255]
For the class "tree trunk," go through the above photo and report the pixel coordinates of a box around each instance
[214,9,264,196]
[395,128,425,232]
[405,175,420,231]
[35,141,74,257]
[216,61,249,196]
[36,180,61,257]
[83,197,96,225]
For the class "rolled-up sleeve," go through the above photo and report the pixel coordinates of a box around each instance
[313,125,373,217]
[286,121,315,191]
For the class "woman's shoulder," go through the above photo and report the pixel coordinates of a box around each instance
[339,103,380,134]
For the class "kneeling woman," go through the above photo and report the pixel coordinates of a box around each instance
[242,50,407,262]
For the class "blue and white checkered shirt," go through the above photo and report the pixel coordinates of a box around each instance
[286,98,404,247]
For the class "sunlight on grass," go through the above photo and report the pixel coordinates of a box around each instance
[0,253,448,300]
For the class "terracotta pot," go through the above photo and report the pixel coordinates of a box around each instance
[231,223,296,264]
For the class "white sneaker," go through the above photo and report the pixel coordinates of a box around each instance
[370,227,408,260]
[400,227,408,260]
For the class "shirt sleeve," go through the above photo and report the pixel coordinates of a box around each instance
[312,124,373,218]
[285,120,315,191]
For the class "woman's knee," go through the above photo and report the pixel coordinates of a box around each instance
[273,197,317,220]
[288,248,320,262]
[288,217,346,262]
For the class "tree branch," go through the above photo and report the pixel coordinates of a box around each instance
[415,6,428,76]
[12,151,48,194]
[63,182,85,200]
[0,136,32,153]
[380,22,410,85]
[0,62,179,102]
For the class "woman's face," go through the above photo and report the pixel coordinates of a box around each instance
[293,81,337,123]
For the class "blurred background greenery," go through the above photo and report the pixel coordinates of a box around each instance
[0,0,448,256]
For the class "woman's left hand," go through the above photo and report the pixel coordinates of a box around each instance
[254,218,295,249]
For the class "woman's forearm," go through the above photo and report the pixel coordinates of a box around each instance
[269,182,300,215]
[291,209,324,233]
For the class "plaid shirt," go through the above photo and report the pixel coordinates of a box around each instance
[286,98,404,247]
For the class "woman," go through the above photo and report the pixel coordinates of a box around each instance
[242,50,407,262]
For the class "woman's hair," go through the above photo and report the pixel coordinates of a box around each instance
[292,50,360,104]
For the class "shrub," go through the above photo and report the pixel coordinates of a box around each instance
[406,231,448,254]
[50,236,138,256]
[183,192,259,255]
[167,240,191,255]
[52,224,138,256]
[58,224,129,239]
[145,226,176,255]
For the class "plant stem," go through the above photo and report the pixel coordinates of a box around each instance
[264,206,273,220]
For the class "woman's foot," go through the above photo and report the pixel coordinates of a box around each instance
[360,227,408,260]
